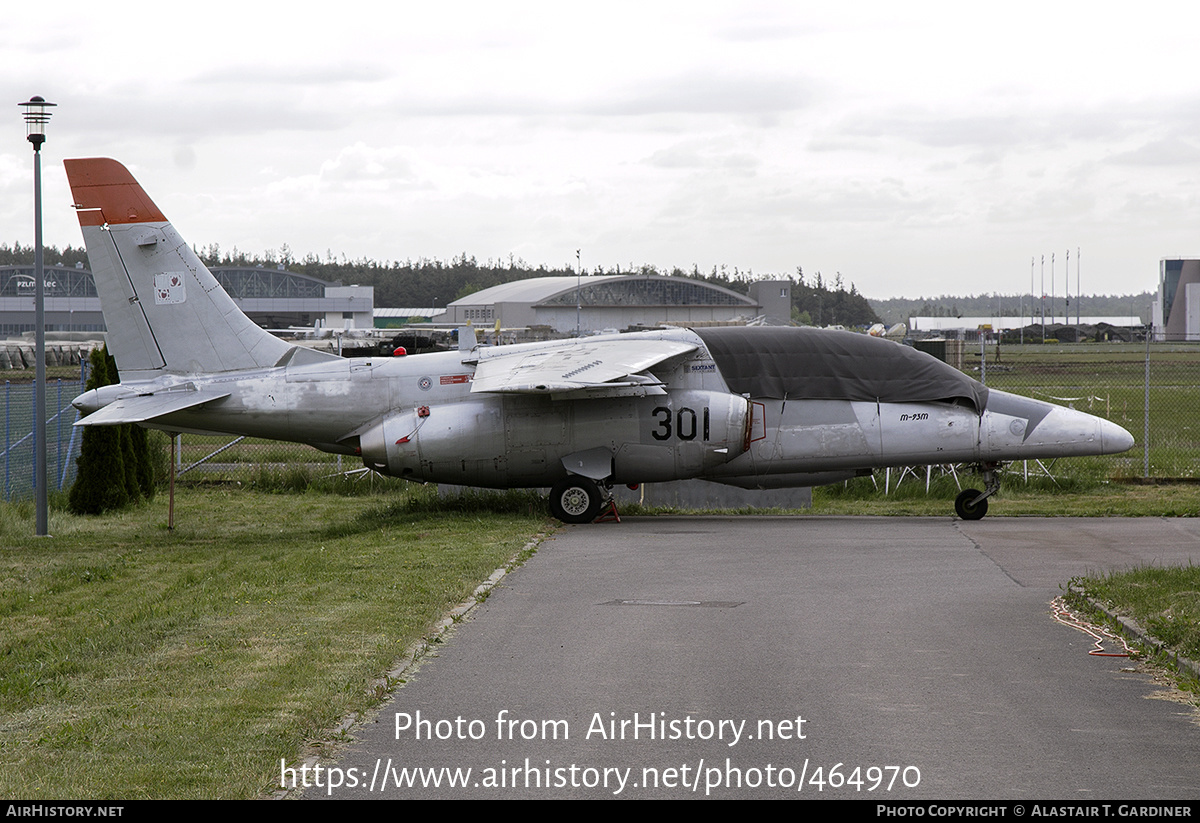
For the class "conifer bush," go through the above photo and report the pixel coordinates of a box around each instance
[68,347,155,514]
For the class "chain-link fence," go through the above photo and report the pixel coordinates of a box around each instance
[146,338,1191,490]
[966,336,1194,482]
[1,371,88,501]
[168,434,359,485]
[2,336,1195,498]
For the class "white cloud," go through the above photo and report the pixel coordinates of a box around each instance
[4,1,1200,297]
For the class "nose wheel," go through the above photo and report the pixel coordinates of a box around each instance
[954,462,1003,520]
[954,489,988,520]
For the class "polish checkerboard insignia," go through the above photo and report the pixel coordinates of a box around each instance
[154,272,187,304]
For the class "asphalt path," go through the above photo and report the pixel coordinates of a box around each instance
[308,516,1200,800]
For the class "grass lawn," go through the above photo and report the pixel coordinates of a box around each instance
[0,485,547,799]
[1066,564,1200,692]
[810,474,1200,517]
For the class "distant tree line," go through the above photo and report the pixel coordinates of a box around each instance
[0,241,875,328]
[0,241,89,269]
[191,246,882,328]
[788,268,879,327]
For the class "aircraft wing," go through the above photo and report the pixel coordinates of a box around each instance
[470,338,697,397]
[75,389,231,426]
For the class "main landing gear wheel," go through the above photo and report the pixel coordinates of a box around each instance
[954,489,988,520]
[549,476,603,524]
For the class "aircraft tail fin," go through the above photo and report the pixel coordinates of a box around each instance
[64,158,292,380]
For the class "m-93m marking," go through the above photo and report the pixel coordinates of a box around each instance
[898,413,929,422]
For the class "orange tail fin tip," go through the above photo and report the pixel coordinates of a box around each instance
[65,158,167,227]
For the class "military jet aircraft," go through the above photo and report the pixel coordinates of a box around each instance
[64,158,1135,522]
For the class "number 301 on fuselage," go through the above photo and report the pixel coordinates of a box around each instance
[351,324,1131,522]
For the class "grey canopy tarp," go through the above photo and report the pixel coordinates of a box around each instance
[693,326,988,413]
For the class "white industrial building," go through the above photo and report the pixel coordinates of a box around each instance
[1153,259,1200,340]
[443,275,789,333]
[909,315,1141,334]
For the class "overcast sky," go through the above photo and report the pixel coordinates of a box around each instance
[1,1,1195,301]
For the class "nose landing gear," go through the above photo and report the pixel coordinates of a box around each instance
[954,462,1003,520]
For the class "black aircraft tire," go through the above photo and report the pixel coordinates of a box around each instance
[954,489,988,520]
[549,476,603,524]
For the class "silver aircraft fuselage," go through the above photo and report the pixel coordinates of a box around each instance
[74,326,1133,489]
[63,157,1134,521]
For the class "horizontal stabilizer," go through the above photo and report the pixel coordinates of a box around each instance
[75,390,230,426]
[471,338,696,395]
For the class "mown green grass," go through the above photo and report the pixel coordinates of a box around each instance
[0,486,547,799]
[1068,565,1200,679]
[801,458,1200,516]
[1,365,83,383]
[615,457,1200,518]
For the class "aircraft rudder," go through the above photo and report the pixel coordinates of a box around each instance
[65,158,167,227]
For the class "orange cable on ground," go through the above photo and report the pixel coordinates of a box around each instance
[1051,596,1133,657]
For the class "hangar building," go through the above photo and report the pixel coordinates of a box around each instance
[443,275,787,333]
[0,264,373,336]
[1153,259,1200,340]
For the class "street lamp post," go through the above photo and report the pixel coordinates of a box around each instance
[18,96,55,536]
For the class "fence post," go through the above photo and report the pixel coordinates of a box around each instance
[4,381,9,501]
[56,379,62,490]
[62,413,79,492]
[61,357,87,494]
[30,380,35,492]
[1143,330,1150,478]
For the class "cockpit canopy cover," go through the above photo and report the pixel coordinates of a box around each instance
[694,327,988,412]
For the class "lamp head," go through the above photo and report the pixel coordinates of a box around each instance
[18,96,56,150]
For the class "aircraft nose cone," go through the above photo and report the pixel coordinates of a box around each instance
[1101,418,1135,454]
